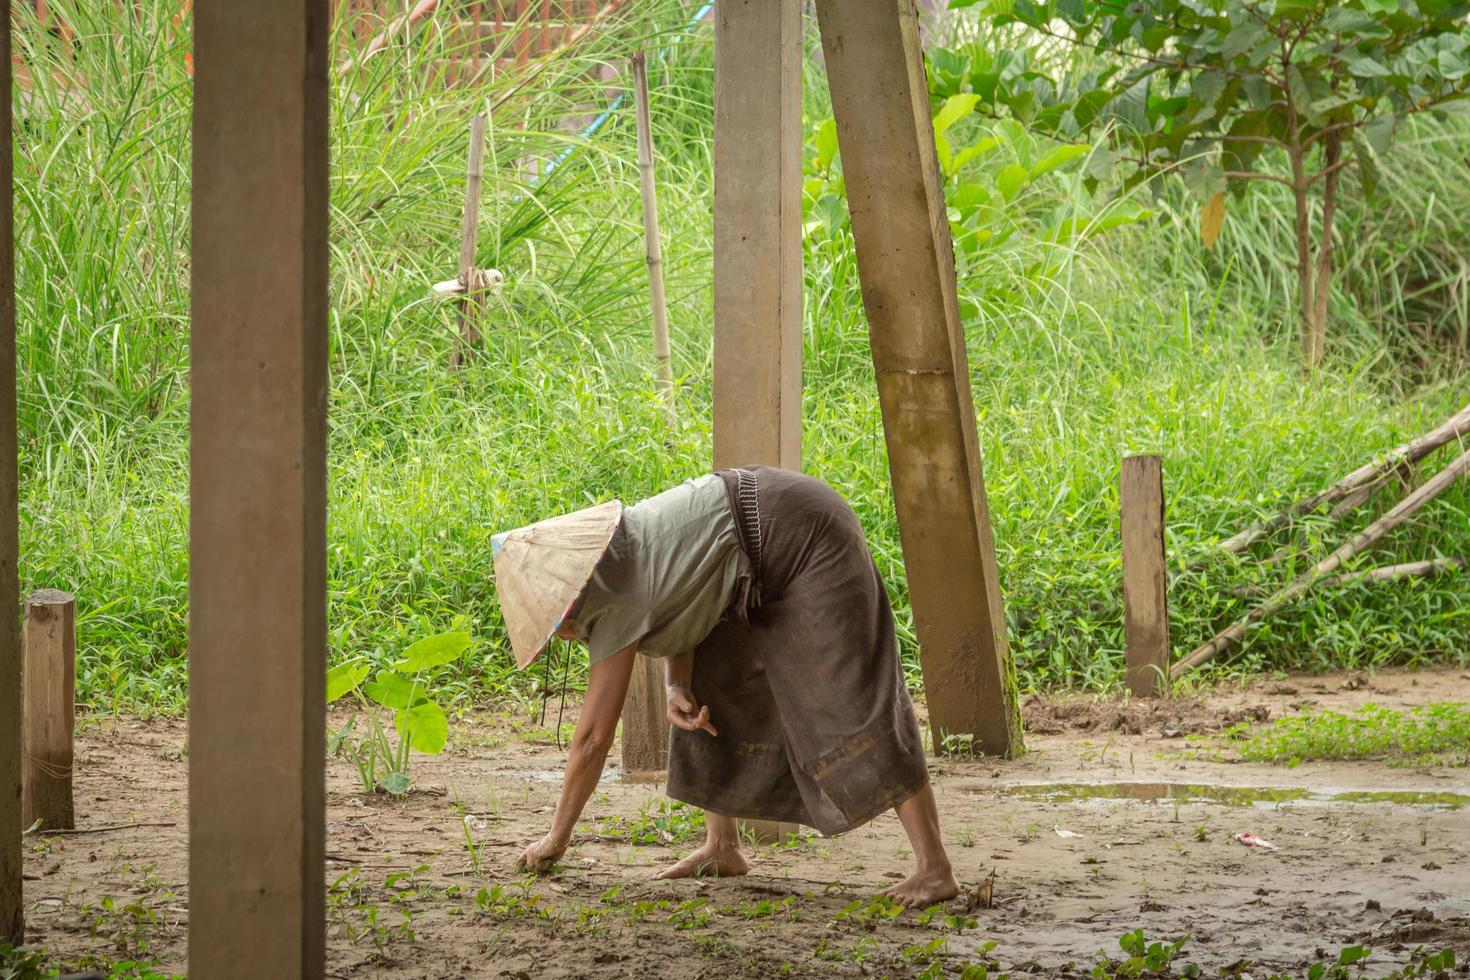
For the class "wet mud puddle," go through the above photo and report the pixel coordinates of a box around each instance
[967,780,1469,809]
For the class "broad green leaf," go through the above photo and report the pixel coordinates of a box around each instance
[813,117,839,172]
[1191,70,1227,109]
[952,135,1003,172]
[1274,0,1316,17]
[1029,143,1090,180]
[937,132,955,176]
[326,661,371,703]
[396,700,449,755]
[1352,130,1381,198]
[1220,21,1266,61]
[934,93,981,137]
[395,631,472,673]
[1241,76,1274,109]
[949,182,990,211]
[364,670,420,710]
[1200,192,1225,250]
[1342,53,1390,79]
[996,162,1029,202]
[378,772,411,796]
[1106,76,1150,135]
[1364,114,1397,155]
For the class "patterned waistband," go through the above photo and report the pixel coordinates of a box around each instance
[732,467,763,607]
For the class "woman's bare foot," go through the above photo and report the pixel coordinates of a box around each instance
[654,841,749,879]
[882,863,960,908]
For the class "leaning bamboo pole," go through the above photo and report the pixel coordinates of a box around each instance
[1213,403,1470,557]
[1174,446,1470,678]
[1322,556,1466,588]
[631,50,674,425]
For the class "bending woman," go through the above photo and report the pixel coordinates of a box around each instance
[493,467,959,907]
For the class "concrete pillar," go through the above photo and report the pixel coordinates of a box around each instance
[711,0,803,472]
[813,0,1021,756]
[189,2,329,976]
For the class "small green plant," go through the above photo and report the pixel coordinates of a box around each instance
[834,894,904,927]
[734,896,798,922]
[668,897,713,930]
[88,896,163,959]
[1092,930,1196,978]
[1262,945,1454,980]
[326,631,471,795]
[902,936,949,966]
[1232,703,1470,768]
[0,944,50,980]
[592,797,705,845]
[452,797,483,873]
[474,883,553,922]
[917,905,980,933]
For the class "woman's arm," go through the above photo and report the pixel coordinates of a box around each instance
[664,651,717,736]
[664,650,693,690]
[517,642,637,872]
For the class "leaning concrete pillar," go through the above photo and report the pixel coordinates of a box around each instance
[189,2,329,976]
[0,9,21,946]
[711,0,803,472]
[813,0,1021,756]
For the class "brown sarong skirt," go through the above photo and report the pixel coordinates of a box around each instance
[665,466,929,836]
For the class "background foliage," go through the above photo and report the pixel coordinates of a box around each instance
[14,0,1470,713]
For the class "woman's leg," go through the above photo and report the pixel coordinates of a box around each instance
[882,783,960,907]
[655,810,749,879]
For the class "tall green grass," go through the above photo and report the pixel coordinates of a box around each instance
[14,2,1469,713]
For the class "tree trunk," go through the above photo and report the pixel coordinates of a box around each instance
[1289,149,1319,372]
[1308,134,1342,370]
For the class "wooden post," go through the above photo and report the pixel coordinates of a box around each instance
[813,0,1021,756]
[711,0,802,473]
[451,113,488,368]
[620,654,668,775]
[709,0,805,838]
[0,3,21,945]
[631,51,675,425]
[190,1,328,977]
[744,819,801,845]
[1121,456,1169,698]
[21,591,75,830]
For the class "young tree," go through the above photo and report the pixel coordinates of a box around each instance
[955,0,1470,368]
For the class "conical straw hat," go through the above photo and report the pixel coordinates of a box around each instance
[492,499,623,669]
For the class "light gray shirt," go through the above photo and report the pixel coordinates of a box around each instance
[574,474,742,665]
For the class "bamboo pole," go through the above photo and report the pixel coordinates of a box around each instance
[1175,447,1470,678]
[1323,556,1466,588]
[631,51,674,424]
[450,113,488,369]
[1214,403,1470,557]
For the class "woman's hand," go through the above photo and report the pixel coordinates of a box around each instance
[667,684,718,736]
[515,832,568,874]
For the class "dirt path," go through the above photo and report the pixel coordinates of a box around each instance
[16,669,1470,978]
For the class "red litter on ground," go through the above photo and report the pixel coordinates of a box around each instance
[1234,832,1279,851]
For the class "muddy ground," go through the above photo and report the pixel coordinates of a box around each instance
[15,668,1470,978]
